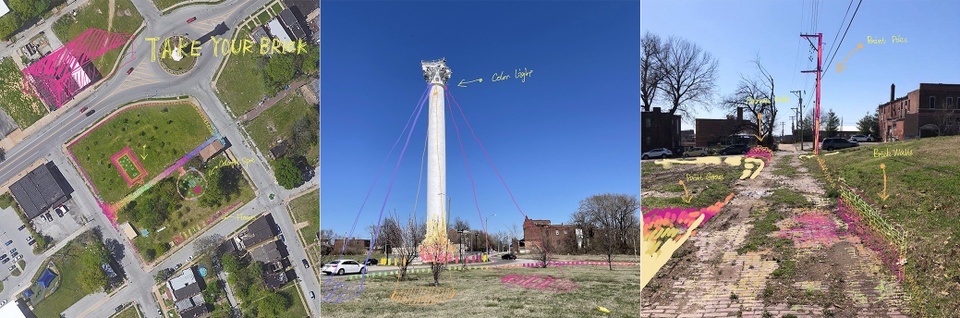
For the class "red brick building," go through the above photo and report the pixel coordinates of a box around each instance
[641,107,682,154]
[521,216,579,254]
[878,83,960,142]
[695,107,753,147]
[332,238,370,254]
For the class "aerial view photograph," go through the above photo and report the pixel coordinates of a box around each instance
[0,0,319,317]
[642,0,960,317]
[320,1,639,318]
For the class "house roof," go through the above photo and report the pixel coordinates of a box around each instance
[9,162,73,219]
[121,222,138,240]
[263,270,290,290]
[266,18,295,52]
[179,303,209,318]
[0,300,28,318]
[250,240,287,264]
[278,8,307,40]
[239,214,277,249]
[0,1,9,18]
[167,268,201,300]
[269,140,288,158]
[217,238,238,256]
[199,139,225,162]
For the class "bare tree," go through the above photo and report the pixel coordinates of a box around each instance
[369,212,403,258]
[720,59,779,148]
[194,233,224,259]
[659,36,719,117]
[453,217,470,231]
[396,211,425,281]
[572,193,640,270]
[641,32,668,112]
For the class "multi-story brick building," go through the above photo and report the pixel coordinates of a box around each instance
[879,83,960,141]
[521,216,579,254]
[695,107,753,147]
[641,107,682,154]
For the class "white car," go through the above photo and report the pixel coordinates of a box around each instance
[321,260,366,275]
[641,148,673,160]
[849,135,875,142]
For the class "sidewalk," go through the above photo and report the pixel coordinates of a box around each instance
[235,79,308,123]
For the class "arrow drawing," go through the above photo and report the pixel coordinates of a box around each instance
[753,113,767,142]
[457,77,482,88]
[679,180,694,203]
[878,163,890,202]
[836,42,864,73]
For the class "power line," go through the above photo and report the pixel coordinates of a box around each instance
[822,0,863,81]
[824,0,855,68]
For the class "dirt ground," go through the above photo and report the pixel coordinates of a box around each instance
[642,151,908,318]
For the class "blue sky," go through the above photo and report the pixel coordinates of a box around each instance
[642,0,960,132]
[320,1,640,240]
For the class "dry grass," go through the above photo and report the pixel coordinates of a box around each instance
[321,265,639,317]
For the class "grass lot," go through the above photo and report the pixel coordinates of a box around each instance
[277,283,308,317]
[52,0,143,75]
[216,28,269,117]
[801,136,960,317]
[110,304,141,318]
[31,232,98,318]
[289,189,319,272]
[70,102,211,203]
[245,93,319,165]
[322,265,639,317]
[153,0,223,11]
[271,2,284,14]
[640,161,742,210]
[0,58,47,129]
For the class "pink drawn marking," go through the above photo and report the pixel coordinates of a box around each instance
[500,274,577,292]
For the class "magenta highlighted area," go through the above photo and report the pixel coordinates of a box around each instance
[110,146,148,187]
[776,211,841,249]
[500,274,577,292]
[21,28,130,109]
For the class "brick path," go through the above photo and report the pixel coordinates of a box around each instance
[643,152,908,317]
[235,79,308,123]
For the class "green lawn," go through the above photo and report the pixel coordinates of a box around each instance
[271,2,284,14]
[277,284,308,317]
[800,136,960,317]
[70,102,212,203]
[52,0,143,75]
[256,11,271,24]
[244,93,319,165]
[0,58,47,129]
[110,304,141,318]
[31,233,98,318]
[216,28,269,117]
[640,161,742,210]
[289,189,319,272]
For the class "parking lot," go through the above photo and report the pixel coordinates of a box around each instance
[32,199,87,246]
[0,206,34,281]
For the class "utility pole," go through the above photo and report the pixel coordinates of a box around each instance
[781,122,784,138]
[791,90,804,150]
[801,33,823,155]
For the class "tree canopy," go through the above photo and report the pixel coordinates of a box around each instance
[272,157,303,189]
[78,240,110,293]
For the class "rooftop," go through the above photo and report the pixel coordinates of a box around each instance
[239,214,278,249]
[9,162,74,219]
[250,240,287,264]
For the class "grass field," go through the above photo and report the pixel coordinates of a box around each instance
[31,232,97,318]
[322,265,639,317]
[0,57,47,129]
[153,0,222,11]
[110,304,141,318]
[640,161,742,210]
[278,283,309,317]
[70,102,211,203]
[801,136,960,317]
[244,93,319,165]
[289,188,319,272]
[216,28,269,117]
[52,0,143,75]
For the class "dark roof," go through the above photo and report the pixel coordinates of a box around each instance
[217,238,238,256]
[269,140,288,158]
[9,162,74,219]
[172,282,201,300]
[263,270,291,290]
[240,214,277,249]
[179,304,209,318]
[278,8,307,40]
[250,240,287,264]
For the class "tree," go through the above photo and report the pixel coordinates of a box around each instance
[257,292,290,317]
[659,36,719,117]
[453,217,470,231]
[301,45,319,75]
[0,14,23,41]
[272,157,303,189]
[720,58,779,148]
[155,268,175,283]
[264,54,295,89]
[641,32,668,112]
[396,210,425,281]
[194,234,224,259]
[222,253,241,273]
[824,109,840,138]
[572,193,640,270]
[856,111,880,137]
[0,148,5,162]
[78,241,110,293]
[9,0,48,19]
[289,116,319,155]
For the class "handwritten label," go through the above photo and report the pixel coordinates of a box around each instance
[685,173,723,181]
[746,96,789,105]
[867,35,907,45]
[491,68,534,83]
[211,157,256,170]
[873,148,913,158]
[146,36,309,62]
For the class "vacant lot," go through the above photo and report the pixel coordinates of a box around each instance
[110,304,141,318]
[31,232,100,318]
[641,160,743,210]
[802,136,960,317]
[53,0,143,75]
[245,93,319,165]
[322,265,639,317]
[216,28,269,117]
[0,57,47,129]
[70,102,212,203]
[289,188,319,271]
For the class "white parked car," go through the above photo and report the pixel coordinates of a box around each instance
[849,135,875,142]
[321,259,366,276]
[641,148,673,160]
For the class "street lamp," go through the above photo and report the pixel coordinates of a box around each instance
[485,214,496,253]
[457,229,464,264]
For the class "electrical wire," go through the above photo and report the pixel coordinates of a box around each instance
[823,0,863,81]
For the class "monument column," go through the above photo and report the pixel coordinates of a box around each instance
[421,58,452,261]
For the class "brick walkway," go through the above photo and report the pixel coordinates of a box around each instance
[643,152,908,317]
[235,79,308,123]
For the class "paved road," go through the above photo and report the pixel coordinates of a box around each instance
[0,0,320,317]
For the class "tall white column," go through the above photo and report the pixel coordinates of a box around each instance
[421,58,451,247]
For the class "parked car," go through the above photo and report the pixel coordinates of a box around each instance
[683,147,708,157]
[186,17,196,23]
[45,212,53,221]
[25,236,32,242]
[0,254,7,259]
[321,260,365,275]
[310,291,315,299]
[849,135,875,142]
[4,240,11,246]
[10,248,16,254]
[12,254,21,261]
[501,253,517,260]
[79,106,88,113]
[27,240,34,246]
[17,224,25,231]
[1,259,7,265]
[55,205,67,217]
[719,144,750,155]
[85,109,95,117]
[641,148,673,160]
[175,263,182,270]
[115,305,124,312]
[821,138,858,151]
[364,258,379,266]
[7,265,14,272]
[278,234,285,242]
[303,259,310,268]
[126,67,134,75]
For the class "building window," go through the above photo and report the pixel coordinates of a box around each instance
[555,230,559,236]
[949,97,955,108]
[930,96,936,109]
[564,230,568,235]
[645,118,651,128]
